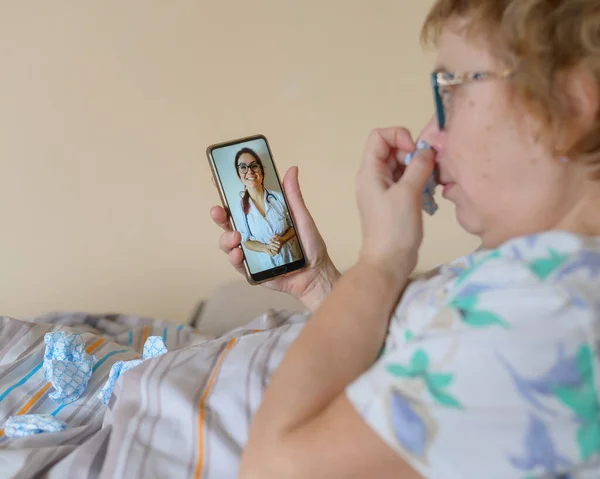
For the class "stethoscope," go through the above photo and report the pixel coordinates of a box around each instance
[243,189,282,239]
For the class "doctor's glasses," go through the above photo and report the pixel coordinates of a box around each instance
[237,162,262,175]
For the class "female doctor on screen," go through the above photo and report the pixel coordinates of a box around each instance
[234,148,302,270]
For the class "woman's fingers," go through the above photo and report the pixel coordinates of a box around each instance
[362,127,415,169]
[228,248,246,272]
[210,206,233,232]
[219,230,242,253]
[281,167,320,244]
[396,147,436,196]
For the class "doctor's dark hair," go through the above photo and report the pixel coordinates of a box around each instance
[235,148,265,214]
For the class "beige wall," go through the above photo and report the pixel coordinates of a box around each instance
[0,1,480,322]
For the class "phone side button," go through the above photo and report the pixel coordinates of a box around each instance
[272,267,287,276]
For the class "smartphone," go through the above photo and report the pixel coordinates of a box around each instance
[206,134,307,284]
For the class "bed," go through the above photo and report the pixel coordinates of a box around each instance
[0,280,308,478]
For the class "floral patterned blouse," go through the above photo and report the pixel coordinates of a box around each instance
[347,231,600,479]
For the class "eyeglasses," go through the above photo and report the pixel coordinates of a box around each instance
[432,69,513,130]
[237,162,261,175]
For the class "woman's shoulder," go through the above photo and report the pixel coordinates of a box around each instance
[394,231,600,333]
[441,231,599,283]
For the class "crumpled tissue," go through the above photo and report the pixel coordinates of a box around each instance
[98,336,167,405]
[4,414,67,438]
[404,139,439,216]
[43,332,96,405]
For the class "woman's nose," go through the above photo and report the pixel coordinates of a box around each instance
[418,115,446,156]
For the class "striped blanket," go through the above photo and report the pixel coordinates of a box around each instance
[0,310,308,478]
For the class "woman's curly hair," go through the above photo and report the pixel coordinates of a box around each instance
[422,0,600,171]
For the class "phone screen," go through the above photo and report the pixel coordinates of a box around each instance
[209,135,306,283]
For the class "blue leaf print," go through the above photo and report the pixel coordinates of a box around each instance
[447,265,465,276]
[563,287,590,310]
[511,244,524,261]
[501,344,600,462]
[454,282,495,300]
[525,234,542,248]
[509,415,571,474]
[556,250,600,280]
[554,345,600,460]
[389,390,427,458]
[498,345,580,416]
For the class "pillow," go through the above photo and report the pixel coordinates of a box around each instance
[193,279,307,336]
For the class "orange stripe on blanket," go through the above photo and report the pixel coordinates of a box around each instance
[0,338,105,438]
[16,383,52,416]
[141,325,150,349]
[86,338,105,354]
[194,338,237,479]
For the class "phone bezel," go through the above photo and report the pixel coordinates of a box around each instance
[206,134,307,285]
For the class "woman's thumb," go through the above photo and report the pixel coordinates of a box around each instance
[282,166,317,231]
[399,147,436,195]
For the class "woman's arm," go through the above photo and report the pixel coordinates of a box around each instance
[240,128,436,478]
[268,227,296,251]
[240,260,416,479]
[278,226,296,245]
[243,239,277,255]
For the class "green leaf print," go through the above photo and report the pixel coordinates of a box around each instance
[451,291,509,329]
[429,389,462,409]
[529,248,570,280]
[555,383,597,420]
[462,310,509,329]
[577,422,600,460]
[386,364,411,378]
[552,345,600,460]
[450,294,477,312]
[577,345,593,378]
[404,331,414,342]
[555,346,597,421]
[427,373,454,389]
[410,350,429,373]
[386,351,461,409]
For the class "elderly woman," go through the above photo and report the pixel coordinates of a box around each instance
[209,0,600,477]
[234,147,302,269]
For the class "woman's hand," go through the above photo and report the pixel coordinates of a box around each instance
[269,235,283,252]
[356,128,436,281]
[210,166,341,311]
[263,242,280,256]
